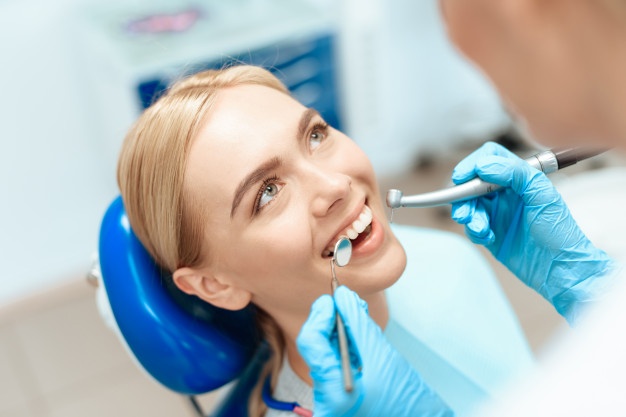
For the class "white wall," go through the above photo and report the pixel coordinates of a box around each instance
[1,0,118,305]
[336,0,510,177]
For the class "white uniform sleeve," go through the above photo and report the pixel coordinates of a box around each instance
[473,268,626,416]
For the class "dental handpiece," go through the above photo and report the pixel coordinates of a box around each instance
[386,147,608,210]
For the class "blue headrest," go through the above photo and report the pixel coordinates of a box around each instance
[98,196,259,394]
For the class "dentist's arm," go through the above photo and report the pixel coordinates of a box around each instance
[450,142,621,324]
[297,286,454,417]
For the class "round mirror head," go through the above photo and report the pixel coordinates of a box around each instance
[333,237,352,267]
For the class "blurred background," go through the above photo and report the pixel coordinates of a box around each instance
[1,0,625,416]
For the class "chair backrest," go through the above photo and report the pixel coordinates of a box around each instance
[97,196,260,395]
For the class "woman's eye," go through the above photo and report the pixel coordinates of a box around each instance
[309,124,329,151]
[257,182,282,210]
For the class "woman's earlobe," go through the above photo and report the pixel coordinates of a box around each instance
[173,267,252,311]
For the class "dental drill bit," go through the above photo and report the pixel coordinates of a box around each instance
[331,237,353,392]
[386,147,608,210]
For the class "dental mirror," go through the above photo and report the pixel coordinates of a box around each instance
[333,237,352,267]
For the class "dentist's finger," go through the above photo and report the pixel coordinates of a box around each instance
[451,199,476,224]
[452,141,516,184]
[464,203,496,246]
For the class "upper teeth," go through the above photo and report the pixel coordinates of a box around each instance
[345,205,372,240]
[322,205,374,257]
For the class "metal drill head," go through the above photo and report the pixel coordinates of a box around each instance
[386,189,403,209]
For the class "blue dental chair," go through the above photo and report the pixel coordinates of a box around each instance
[93,196,267,417]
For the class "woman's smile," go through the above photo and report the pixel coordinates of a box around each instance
[322,200,385,262]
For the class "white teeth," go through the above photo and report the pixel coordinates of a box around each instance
[345,205,373,240]
[352,219,364,233]
[353,208,373,233]
[324,204,374,257]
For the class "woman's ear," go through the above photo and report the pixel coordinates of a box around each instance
[173,267,252,311]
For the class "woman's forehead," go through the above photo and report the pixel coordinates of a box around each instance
[210,84,304,129]
[195,84,305,154]
[184,85,306,208]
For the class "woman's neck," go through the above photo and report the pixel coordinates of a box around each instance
[282,290,389,386]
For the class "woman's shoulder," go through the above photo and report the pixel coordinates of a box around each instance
[386,223,534,398]
[391,223,480,258]
[390,223,492,293]
[387,223,517,329]
[388,222,509,327]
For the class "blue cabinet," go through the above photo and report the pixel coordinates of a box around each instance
[137,34,342,130]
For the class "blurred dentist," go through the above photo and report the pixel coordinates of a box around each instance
[297,1,626,415]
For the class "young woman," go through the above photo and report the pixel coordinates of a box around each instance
[117,65,532,416]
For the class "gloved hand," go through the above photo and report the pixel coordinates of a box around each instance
[297,286,453,417]
[450,141,618,322]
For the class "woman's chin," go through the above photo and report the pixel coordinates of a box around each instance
[348,235,407,295]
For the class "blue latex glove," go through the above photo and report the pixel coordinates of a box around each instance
[297,286,453,417]
[450,141,618,323]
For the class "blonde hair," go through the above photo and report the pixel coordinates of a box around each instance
[117,65,289,416]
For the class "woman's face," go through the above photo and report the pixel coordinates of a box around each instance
[183,84,407,317]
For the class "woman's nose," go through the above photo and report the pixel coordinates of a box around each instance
[308,168,352,217]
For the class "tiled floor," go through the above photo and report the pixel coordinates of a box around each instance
[2,145,623,416]
[0,281,222,417]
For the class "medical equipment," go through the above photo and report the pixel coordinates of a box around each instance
[386,147,608,211]
[331,237,353,392]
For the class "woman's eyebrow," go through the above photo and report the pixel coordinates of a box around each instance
[298,108,319,139]
[231,156,283,218]
[229,108,319,219]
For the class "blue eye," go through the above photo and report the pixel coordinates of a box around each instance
[259,183,279,207]
[255,176,283,214]
[309,123,329,151]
